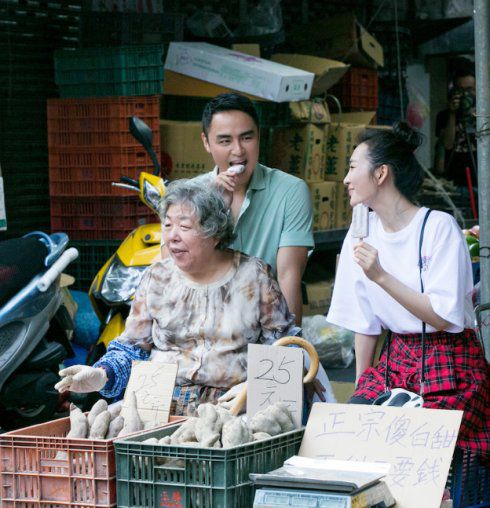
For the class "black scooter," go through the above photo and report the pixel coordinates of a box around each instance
[0,232,78,430]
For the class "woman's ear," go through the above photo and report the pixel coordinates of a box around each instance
[375,164,389,185]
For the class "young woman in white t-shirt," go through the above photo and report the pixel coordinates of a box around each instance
[327,122,489,457]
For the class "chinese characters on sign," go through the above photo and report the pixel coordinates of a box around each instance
[122,361,177,428]
[299,403,463,508]
[247,344,303,428]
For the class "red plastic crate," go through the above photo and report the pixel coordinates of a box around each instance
[49,147,160,197]
[0,415,184,508]
[47,96,160,149]
[50,196,158,240]
[330,67,378,111]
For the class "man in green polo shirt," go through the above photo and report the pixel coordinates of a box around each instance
[197,93,314,325]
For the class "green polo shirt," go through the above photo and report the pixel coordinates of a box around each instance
[194,163,314,274]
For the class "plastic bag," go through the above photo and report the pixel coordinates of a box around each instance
[234,0,283,36]
[302,315,354,369]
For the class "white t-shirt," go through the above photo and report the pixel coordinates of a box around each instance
[327,207,474,335]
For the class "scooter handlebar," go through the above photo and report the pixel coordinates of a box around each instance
[37,248,79,292]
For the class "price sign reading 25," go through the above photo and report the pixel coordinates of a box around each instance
[247,344,304,428]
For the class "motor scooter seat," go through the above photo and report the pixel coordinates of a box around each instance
[0,237,48,307]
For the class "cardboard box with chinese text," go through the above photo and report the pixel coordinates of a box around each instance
[308,181,337,231]
[335,181,351,229]
[270,124,326,182]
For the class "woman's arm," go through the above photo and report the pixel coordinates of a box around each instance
[355,333,379,385]
[354,241,451,330]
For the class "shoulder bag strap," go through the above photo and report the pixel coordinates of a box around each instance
[418,208,432,396]
[384,208,432,393]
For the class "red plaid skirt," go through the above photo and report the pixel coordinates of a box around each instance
[354,329,490,457]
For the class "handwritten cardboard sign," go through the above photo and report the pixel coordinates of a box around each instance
[299,403,463,508]
[122,361,178,429]
[247,344,303,427]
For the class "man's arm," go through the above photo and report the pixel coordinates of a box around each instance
[276,246,308,325]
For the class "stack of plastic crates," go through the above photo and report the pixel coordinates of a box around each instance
[0,1,82,236]
[329,67,379,111]
[114,421,304,508]
[47,95,161,241]
[54,45,164,98]
[0,415,184,508]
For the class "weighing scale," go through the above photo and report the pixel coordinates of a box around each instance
[252,483,395,508]
[250,457,395,508]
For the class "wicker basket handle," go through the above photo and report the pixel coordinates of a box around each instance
[229,336,320,416]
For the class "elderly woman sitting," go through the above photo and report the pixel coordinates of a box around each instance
[55,180,301,415]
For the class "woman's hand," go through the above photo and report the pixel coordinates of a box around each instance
[55,365,108,393]
[353,241,386,283]
[217,382,246,413]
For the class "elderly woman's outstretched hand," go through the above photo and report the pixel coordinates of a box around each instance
[217,382,246,413]
[55,365,108,393]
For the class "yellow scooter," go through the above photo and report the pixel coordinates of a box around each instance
[86,117,166,365]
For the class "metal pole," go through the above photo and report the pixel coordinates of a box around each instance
[474,0,490,360]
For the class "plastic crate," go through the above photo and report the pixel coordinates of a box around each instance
[446,448,490,507]
[0,415,184,508]
[50,196,157,235]
[330,67,379,111]
[47,96,160,149]
[114,422,304,508]
[54,45,164,98]
[64,239,121,291]
[48,147,160,197]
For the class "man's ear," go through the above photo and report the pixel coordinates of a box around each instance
[375,164,389,185]
[201,132,211,154]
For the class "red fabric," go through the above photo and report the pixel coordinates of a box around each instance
[354,329,490,457]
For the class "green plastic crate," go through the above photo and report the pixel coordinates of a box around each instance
[114,423,304,508]
[54,45,164,97]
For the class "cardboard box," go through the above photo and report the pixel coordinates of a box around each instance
[271,54,350,96]
[289,99,330,124]
[331,111,377,125]
[308,182,337,231]
[335,181,352,229]
[163,70,265,100]
[164,42,314,102]
[288,13,384,69]
[160,120,214,179]
[302,280,334,317]
[270,124,326,182]
[324,123,366,182]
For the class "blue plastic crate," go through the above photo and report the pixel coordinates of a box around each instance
[447,448,490,507]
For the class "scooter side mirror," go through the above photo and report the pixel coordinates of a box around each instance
[129,116,161,176]
[139,172,166,213]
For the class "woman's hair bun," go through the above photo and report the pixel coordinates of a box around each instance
[392,121,423,151]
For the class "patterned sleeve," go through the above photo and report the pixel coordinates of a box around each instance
[93,267,154,399]
[256,259,302,343]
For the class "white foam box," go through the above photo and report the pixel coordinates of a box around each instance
[164,42,314,103]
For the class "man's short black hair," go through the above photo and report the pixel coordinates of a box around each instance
[451,57,475,83]
[202,93,260,137]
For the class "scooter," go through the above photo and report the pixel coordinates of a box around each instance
[86,117,166,365]
[0,232,79,430]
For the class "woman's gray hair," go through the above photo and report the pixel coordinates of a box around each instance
[158,179,236,250]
